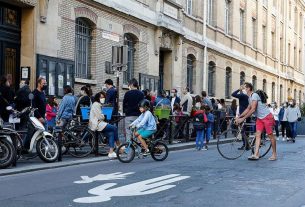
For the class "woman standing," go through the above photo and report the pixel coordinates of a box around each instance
[278,102,288,141]
[56,86,76,127]
[286,99,301,142]
[271,102,280,140]
[46,96,58,129]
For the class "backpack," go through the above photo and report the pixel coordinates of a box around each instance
[192,110,208,130]
[255,90,268,103]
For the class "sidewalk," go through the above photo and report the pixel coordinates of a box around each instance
[2,136,304,176]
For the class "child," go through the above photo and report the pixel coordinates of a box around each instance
[204,106,214,150]
[130,99,157,155]
[173,103,184,138]
[46,96,58,129]
[192,106,208,150]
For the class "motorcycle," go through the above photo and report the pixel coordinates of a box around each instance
[6,94,59,163]
[0,118,16,168]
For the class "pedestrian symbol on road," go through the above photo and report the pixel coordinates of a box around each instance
[74,173,190,204]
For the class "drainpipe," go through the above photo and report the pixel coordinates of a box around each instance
[202,0,208,91]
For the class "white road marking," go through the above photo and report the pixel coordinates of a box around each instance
[74,172,135,184]
[73,174,190,203]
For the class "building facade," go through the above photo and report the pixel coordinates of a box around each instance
[0,0,304,105]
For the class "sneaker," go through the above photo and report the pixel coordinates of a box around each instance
[143,149,150,156]
[282,137,286,141]
[108,152,117,158]
[202,147,208,151]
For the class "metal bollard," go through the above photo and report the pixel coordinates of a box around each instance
[95,132,99,156]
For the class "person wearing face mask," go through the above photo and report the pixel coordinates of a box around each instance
[123,78,144,141]
[170,88,180,112]
[285,99,301,142]
[0,76,15,122]
[99,91,106,105]
[32,77,48,125]
[278,102,289,141]
[180,87,193,115]
[270,102,280,140]
[75,86,92,121]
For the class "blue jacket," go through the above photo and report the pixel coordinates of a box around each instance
[154,96,171,107]
[57,93,76,121]
[231,90,249,114]
[278,107,285,121]
[131,110,157,131]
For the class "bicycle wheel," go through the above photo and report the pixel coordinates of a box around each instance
[116,143,135,163]
[217,129,245,160]
[150,141,169,161]
[251,135,271,158]
[65,126,95,158]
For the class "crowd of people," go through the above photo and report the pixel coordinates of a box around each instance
[0,75,303,160]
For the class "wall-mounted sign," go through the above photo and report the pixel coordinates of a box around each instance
[163,3,178,19]
[102,30,120,42]
[21,66,30,80]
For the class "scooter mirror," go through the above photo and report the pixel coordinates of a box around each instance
[28,93,34,100]
[6,106,13,111]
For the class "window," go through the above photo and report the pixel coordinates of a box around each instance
[75,18,92,79]
[280,37,283,62]
[139,73,159,92]
[252,18,257,48]
[240,71,245,85]
[289,2,292,21]
[299,50,302,70]
[240,9,245,42]
[208,61,216,96]
[187,55,195,93]
[288,88,291,97]
[280,84,283,103]
[299,14,303,35]
[295,8,298,32]
[273,0,276,8]
[187,0,192,15]
[225,67,232,99]
[124,34,136,85]
[208,0,215,26]
[263,79,267,92]
[294,46,297,68]
[225,0,231,34]
[294,89,297,100]
[262,25,267,54]
[272,82,275,102]
[271,31,276,58]
[252,75,257,91]
[37,55,74,97]
[299,90,302,105]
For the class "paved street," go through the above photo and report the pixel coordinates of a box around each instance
[1,138,305,207]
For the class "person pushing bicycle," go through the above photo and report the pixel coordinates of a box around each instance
[235,82,277,161]
[129,99,157,155]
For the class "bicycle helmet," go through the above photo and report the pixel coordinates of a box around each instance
[139,99,150,109]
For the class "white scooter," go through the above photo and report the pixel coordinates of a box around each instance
[6,93,59,163]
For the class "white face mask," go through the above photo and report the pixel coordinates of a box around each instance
[100,98,105,104]
[289,102,293,105]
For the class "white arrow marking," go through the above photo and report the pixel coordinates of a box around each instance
[73,174,190,203]
[74,172,135,184]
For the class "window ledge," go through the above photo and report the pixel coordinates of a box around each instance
[75,78,97,85]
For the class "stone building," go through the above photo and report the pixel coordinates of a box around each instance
[0,0,304,105]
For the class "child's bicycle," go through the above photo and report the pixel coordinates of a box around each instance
[116,128,169,163]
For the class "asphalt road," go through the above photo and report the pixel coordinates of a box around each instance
[1,138,305,207]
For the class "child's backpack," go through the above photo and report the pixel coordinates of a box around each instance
[192,110,208,130]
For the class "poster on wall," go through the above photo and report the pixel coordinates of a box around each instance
[21,67,30,80]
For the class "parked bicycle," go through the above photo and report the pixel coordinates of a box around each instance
[217,119,271,160]
[116,127,169,163]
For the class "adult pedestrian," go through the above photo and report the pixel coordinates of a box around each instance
[278,102,289,141]
[75,86,92,121]
[270,102,280,140]
[236,82,277,161]
[201,91,213,109]
[170,88,181,112]
[56,85,76,127]
[180,87,193,115]
[194,95,202,110]
[104,79,118,115]
[32,77,48,125]
[15,79,31,112]
[0,76,15,121]
[154,89,171,108]
[123,78,144,140]
[286,99,301,142]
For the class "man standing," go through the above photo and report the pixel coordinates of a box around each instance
[32,77,47,125]
[104,79,118,115]
[15,79,31,112]
[236,82,277,161]
[201,91,213,109]
[170,88,180,111]
[123,78,144,140]
[180,87,193,116]
[232,85,250,150]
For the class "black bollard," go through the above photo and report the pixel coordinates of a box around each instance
[95,132,99,156]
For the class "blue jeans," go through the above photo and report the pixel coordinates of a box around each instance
[102,124,118,148]
[205,127,212,142]
[288,122,297,139]
[195,130,204,149]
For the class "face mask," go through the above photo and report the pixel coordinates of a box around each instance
[100,98,105,104]
[42,85,47,91]
[289,102,293,105]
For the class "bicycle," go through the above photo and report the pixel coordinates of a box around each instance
[217,120,271,160]
[116,128,169,163]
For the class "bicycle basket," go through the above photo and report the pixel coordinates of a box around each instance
[154,108,171,119]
